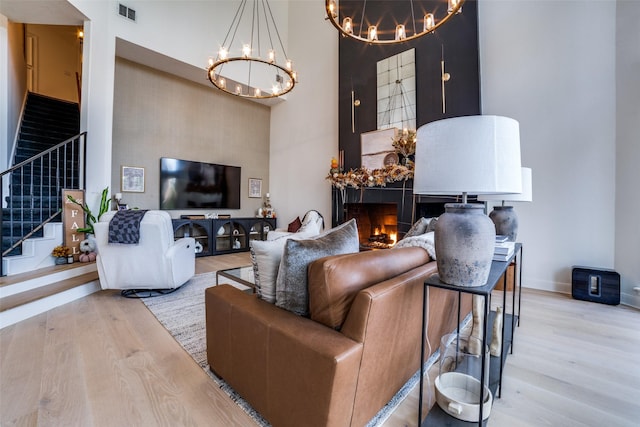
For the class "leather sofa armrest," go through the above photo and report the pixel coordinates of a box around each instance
[206,285,363,427]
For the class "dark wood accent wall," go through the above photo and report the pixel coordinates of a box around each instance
[333,0,481,231]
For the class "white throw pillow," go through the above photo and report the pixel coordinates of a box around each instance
[249,237,290,303]
[249,233,311,303]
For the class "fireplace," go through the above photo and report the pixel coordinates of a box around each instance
[345,203,398,249]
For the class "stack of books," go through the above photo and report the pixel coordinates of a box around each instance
[493,235,515,261]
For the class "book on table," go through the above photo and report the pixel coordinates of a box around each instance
[494,241,516,255]
[493,241,515,261]
[493,252,515,262]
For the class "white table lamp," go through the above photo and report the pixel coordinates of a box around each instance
[414,115,522,286]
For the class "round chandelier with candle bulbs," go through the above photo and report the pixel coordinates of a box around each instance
[207,0,297,99]
[325,0,465,44]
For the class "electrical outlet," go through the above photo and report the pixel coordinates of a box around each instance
[633,286,640,294]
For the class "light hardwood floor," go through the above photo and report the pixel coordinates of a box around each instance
[1,253,639,426]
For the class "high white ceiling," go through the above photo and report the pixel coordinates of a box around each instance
[0,0,86,25]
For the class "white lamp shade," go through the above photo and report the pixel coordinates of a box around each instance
[478,167,533,202]
[414,115,522,196]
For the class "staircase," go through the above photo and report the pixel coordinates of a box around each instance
[2,92,82,273]
[0,93,99,328]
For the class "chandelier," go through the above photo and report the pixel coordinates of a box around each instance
[207,0,297,99]
[325,0,464,44]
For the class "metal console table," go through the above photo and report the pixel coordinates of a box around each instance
[418,243,522,426]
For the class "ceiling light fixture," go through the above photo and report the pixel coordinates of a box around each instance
[207,0,297,99]
[325,0,464,44]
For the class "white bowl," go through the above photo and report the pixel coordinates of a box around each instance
[435,372,492,422]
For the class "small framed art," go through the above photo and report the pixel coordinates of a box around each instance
[248,178,262,198]
[121,166,145,193]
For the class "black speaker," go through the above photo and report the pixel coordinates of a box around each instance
[572,266,620,305]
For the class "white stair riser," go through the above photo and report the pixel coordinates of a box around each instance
[3,223,63,276]
[0,263,97,298]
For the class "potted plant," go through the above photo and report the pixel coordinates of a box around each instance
[66,187,110,235]
[51,245,71,265]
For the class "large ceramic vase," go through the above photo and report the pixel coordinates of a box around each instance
[489,206,518,242]
[435,204,496,287]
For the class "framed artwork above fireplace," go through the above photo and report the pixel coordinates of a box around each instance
[361,128,399,170]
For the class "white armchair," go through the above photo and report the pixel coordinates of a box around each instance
[93,210,195,291]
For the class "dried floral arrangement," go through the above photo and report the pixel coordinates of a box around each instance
[391,129,417,158]
[327,163,414,190]
[51,245,71,257]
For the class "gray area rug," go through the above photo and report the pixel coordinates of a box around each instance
[142,271,440,427]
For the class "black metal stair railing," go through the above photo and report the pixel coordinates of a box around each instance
[1,132,87,276]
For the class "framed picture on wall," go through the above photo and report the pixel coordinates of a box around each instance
[121,166,145,192]
[248,178,262,198]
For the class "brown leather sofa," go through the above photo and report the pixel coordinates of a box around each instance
[206,247,470,427]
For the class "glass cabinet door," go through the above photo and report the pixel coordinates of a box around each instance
[231,222,247,250]
[249,219,273,242]
[215,221,232,251]
[191,222,210,255]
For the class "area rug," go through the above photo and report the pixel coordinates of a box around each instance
[142,272,441,427]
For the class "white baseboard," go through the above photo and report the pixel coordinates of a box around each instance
[523,278,639,310]
[620,291,640,310]
[522,277,571,295]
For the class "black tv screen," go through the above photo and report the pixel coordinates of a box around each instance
[159,157,241,210]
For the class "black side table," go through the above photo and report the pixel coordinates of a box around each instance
[418,243,522,426]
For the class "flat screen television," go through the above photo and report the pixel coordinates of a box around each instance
[159,157,241,210]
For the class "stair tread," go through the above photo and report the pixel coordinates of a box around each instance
[0,270,99,312]
[0,262,88,287]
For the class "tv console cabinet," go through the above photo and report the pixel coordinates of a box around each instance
[172,217,276,257]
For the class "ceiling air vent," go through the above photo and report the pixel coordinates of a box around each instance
[118,3,136,22]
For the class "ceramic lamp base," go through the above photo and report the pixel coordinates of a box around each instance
[434,203,495,287]
[489,205,518,242]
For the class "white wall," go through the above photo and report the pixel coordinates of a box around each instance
[68,0,289,212]
[74,0,335,228]
[0,15,9,173]
[70,0,116,208]
[479,1,618,296]
[269,0,338,226]
[1,18,27,166]
[1,17,28,205]
[615,0,640,307]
